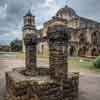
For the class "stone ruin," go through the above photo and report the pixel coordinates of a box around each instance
[6,23,79,100]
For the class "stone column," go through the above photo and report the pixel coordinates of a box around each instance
[24,34,37,76]
[47,25,69,78]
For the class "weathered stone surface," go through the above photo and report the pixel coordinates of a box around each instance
[6,24,79,100]
[6,70,79,100]
[47,25,69,78]
[24,34,37,76]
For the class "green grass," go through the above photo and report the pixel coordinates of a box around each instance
[68,57,80,72]
[80,61,94,69]
[68,57,100,73]
[80,58,100,73]
[16,52,25,59]
[37,54,49,59]
[16,52,49,59]
[16,52,100,73]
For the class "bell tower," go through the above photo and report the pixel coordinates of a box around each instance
[22,10,36,52]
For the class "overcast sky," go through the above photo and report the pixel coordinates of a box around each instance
[0,0,100,45]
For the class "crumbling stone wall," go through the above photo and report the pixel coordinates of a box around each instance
[47,25,79,100]
[6,24,79,100]
[47,25,68,78]
[6,71,79,100]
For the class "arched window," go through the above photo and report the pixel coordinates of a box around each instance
[91,32,97,45]
[69,45,75,56]
[91,48,98,56]
[79,33,86,45]
[78,46,86,56]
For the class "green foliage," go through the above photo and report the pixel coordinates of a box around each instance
[94,56,100,68]
[10,38,22,52]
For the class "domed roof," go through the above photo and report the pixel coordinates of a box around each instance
[25,10,32,16]
[56,5,77,18]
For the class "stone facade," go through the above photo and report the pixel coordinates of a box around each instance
[6,23,79,100]
[38,5,100,57]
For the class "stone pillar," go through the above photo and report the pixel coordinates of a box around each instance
[47,25,69,78]
[24,34,37,76]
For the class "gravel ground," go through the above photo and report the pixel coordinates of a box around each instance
[79,74,100,100]
[0,54,100,100]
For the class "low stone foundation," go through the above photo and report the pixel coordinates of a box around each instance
[6,68,79,100]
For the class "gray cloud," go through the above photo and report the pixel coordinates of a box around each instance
[0,0,100,44]
[68,0,100,21]
[0,0,7,6]
[0,0,46,38]
[0,0,47,44]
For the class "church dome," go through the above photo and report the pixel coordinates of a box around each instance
[56,5,77,20]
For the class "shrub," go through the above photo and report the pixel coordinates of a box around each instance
[10,38,22,52]
[94,56,100,68]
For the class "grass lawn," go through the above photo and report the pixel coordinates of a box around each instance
[16,52,49,59]
[16,52,100,73]
[16,52,25,59]
[80,57,100,73]
[67,57,100,74]
[68,57,80,72]
[80,60,94,69]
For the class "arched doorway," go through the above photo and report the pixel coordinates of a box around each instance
[78,46,87,56]
[91,32,97,45]
[69,45,75,56]
[79,33,86,45]
[91,48,98,56]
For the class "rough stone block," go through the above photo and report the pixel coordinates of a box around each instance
[6,70,79,100]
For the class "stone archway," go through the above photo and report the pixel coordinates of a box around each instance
[91,32,97,45]
[91,48,98,56]
[78,48,82,56]
[78,46,87,56]
[69,45,75,56]
[90,31,100,56]
[79,33,86,45]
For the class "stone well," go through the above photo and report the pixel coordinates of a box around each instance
[6,23,79,100]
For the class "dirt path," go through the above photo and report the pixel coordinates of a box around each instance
[0,54,100,100]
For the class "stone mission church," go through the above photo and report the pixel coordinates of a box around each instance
[22,5,100,57]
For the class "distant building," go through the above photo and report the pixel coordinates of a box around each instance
[41,5,100,57]
[0,45,11,52]
[22,5,100,57]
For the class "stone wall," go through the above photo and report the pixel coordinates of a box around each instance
[6,71,79,100]
[24,34,37,76]
[47,25,69,78]
[63,73,79,100]
[6,24,79,100]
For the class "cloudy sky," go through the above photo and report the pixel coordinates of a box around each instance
[0,0,100,45]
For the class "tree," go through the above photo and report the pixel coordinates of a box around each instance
[10,38,22,52]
